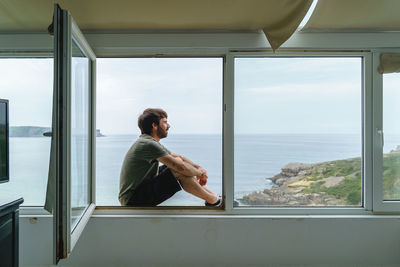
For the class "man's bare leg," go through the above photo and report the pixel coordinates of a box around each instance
[171,170,218,204]
[201,185,217,196]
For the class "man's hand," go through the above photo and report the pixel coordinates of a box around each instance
[197,167,208,186]
[165,153,209,185]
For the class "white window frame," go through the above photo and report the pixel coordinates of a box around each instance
[94,51,374,216]
[94,55,225,209]
[1,31,400,216]
[52,5,97,261]
[224,51,373,215]
[0,53,53,211]
[372,49,400,213]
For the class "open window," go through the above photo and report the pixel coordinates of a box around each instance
[51,4,96,262]
[95,58,223,207]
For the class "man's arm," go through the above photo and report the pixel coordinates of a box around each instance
[170,152,200,168]
[157,154,203,177]
[169,152,208,185]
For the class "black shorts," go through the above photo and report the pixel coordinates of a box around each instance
[126,165,182,206]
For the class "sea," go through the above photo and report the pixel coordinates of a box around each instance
[2,134,400,206]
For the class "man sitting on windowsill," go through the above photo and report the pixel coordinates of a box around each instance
[118,108,221,207]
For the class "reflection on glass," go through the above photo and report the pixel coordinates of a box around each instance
[234,57,362,207]
[383,73,400,201]
[71,40,90,230]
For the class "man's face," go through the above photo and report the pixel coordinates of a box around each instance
[156,117,170,139]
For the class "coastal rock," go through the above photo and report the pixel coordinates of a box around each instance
[275,178,287,186]
[241,189,337,206]
[281,162,313,177]
[242,161,341,206]
[390,145,400,153]
[323,176,345,187]
[267,162,313,184]
[10,126,51,137]
[96,129,105,137]
[288,180,315,188]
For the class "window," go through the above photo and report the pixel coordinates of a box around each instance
[382,73,400,201]
[0,58,52,206]
[70,40,92,229]
[234,57,363,207]
[96,58,223,206]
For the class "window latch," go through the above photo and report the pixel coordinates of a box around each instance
[377,129,384,147]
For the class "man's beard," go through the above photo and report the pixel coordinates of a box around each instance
[157,127,168,139]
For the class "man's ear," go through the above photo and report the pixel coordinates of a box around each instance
[152,122,158,130]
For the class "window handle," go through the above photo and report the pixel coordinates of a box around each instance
[43,131,52,137]
[377,129,384,147]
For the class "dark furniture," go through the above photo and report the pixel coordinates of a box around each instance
[0,197,23,267]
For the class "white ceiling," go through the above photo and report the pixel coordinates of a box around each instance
[1,0,399,33]
[0,0,308,32]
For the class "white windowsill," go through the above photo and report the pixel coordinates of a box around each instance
[18,205,400,217]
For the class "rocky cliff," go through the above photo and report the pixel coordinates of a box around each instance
[10,126,105,137]
[10,126,51,137]
[240,158,364,206]
[240,146,400,206]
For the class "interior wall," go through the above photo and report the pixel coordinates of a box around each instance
[20,216,400,266]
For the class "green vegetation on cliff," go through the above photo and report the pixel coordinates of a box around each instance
[241,149,400,206]
[300,158,362,205]
[383,150,400,200]
[284,151,400,205]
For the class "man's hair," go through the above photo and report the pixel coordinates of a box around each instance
[138,108,168,135]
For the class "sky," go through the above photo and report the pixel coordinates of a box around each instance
[1,56,400,135]
[235,57,362,134]
[96,58,223,135]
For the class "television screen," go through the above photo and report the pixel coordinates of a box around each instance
[0,99,9,183]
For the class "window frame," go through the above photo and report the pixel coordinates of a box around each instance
[94,51,375,216]
[51,4,97,262]
[8,51,376,216]
[372,49,400,213]
[0,54,53,209]
[94,55,226,209]
[2,31,400,216]
[225,51,373,215]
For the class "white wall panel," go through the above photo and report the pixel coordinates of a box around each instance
[20,216,400,266]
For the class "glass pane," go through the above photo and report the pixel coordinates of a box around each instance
[0,59,52,206]
[96,58,223,206]
[71,40,90,229]
[382,73,400,201]
[234,57,362,207]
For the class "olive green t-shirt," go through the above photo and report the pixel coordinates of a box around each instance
[119,134,170,205]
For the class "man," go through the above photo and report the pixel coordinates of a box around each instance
[119,108,221,207]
